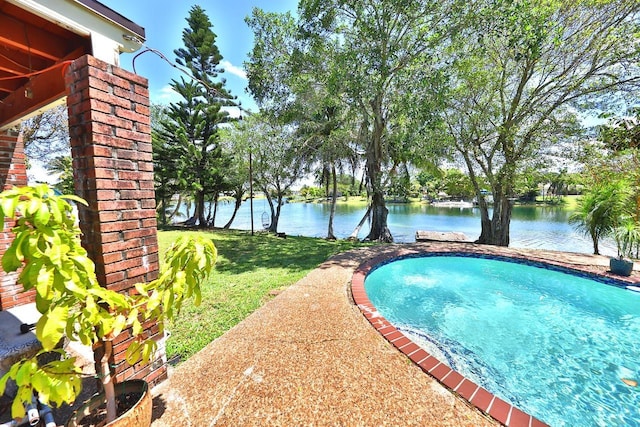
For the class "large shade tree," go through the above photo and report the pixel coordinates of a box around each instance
[295,0,460,242]
[246,1,458,242]
[156,5,237,227]
[246,8,358,240]
[217,123,251,229]
[255,122,309,234]
[151,104,182,226]
[21,105,69,163]
[441,0,640,246]
[232,114,309,233]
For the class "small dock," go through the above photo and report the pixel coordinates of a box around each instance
[415,230,471,243]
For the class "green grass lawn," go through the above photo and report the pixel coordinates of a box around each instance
[157,229,369,362]
[561,194,580,211]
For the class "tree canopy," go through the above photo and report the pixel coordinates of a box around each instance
[155,0,639,245]
[154,5,238,227]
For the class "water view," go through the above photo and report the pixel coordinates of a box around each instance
[181,200,617,257]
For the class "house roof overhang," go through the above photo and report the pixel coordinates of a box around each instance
[0,0,145,131]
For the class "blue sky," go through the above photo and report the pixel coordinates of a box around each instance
[102,1,299,112]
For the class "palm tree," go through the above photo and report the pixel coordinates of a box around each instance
[46,155,75,195]
[614,217,640,259]
[569,179,632,255]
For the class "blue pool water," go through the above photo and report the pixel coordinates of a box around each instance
[364,256,640,426]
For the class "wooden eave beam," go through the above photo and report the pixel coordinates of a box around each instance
[0,60,67,130]
[0,46,51,75]
[0,45,87,131]
[0,13,71,62]
[0,73,24,93]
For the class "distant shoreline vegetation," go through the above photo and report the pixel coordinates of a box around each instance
[282,195,578,208]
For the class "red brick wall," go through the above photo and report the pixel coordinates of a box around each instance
[0,131,35,309]
[65,55,165,385]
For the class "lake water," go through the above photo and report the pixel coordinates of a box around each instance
[183,200,617,256]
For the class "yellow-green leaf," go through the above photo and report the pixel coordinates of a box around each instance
[141,339,157,364]
[35,202,51,226]
[112,314,127,337]
[126,341,142,365]
[60,194,88,206]
[35,266,54,299]
[0,371,9,395]
[1,245,22,272]
[26,197,40,216]
[36,306,69,351]
[11,394,26,419]
[0,194,18,218]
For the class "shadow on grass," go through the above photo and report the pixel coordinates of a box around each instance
[158,227,374,275]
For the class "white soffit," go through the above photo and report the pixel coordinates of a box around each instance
[6,0,144,64]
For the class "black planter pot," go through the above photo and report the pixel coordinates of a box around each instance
[610,257,634,277]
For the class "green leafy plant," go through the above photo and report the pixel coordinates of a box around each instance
[613,217,640,260]
[0,184,216,423]
[569,179,632,255]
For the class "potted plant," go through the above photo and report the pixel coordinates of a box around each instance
[569,179,631,255]
[0,184,216,426]
[611,217,640,276]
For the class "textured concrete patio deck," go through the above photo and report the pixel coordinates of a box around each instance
[150,243,639,426]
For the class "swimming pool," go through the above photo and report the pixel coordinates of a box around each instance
[363,255,640,427]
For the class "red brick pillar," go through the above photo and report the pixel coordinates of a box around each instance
[65,55,165,385]
[0,130,35,309]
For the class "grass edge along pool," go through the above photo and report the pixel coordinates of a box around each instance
[353,252,640,427]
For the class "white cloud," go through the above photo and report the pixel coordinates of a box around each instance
[28,160,58,185]
[220,60,247,80]
[154,85,182,103]
[222,106,242,119]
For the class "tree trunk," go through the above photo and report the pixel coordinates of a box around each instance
[327,164,337,240]
[196,190,206,227]
[223,189,243,229]
[475,193,493,243]
[185,198,192,218]
[591,233,600,255]
[205,197,213,226]
[348,204,372,240]
[476,189,512,246]
[365,95,393,242]
[366,190,393,242]
[265,191,283,233]
[101,340,117,423]
[158,197,167,226]
[167,194,183,223]
[273,194,284,233]
[211,193,219,227]
[324,166,330,199]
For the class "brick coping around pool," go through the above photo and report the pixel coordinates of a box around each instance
[350,244,640,427]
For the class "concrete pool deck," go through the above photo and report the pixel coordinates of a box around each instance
[150,243,640,426]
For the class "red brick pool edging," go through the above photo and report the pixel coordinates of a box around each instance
[351,246,582,427]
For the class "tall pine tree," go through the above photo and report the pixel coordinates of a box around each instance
[156,5,237,226]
